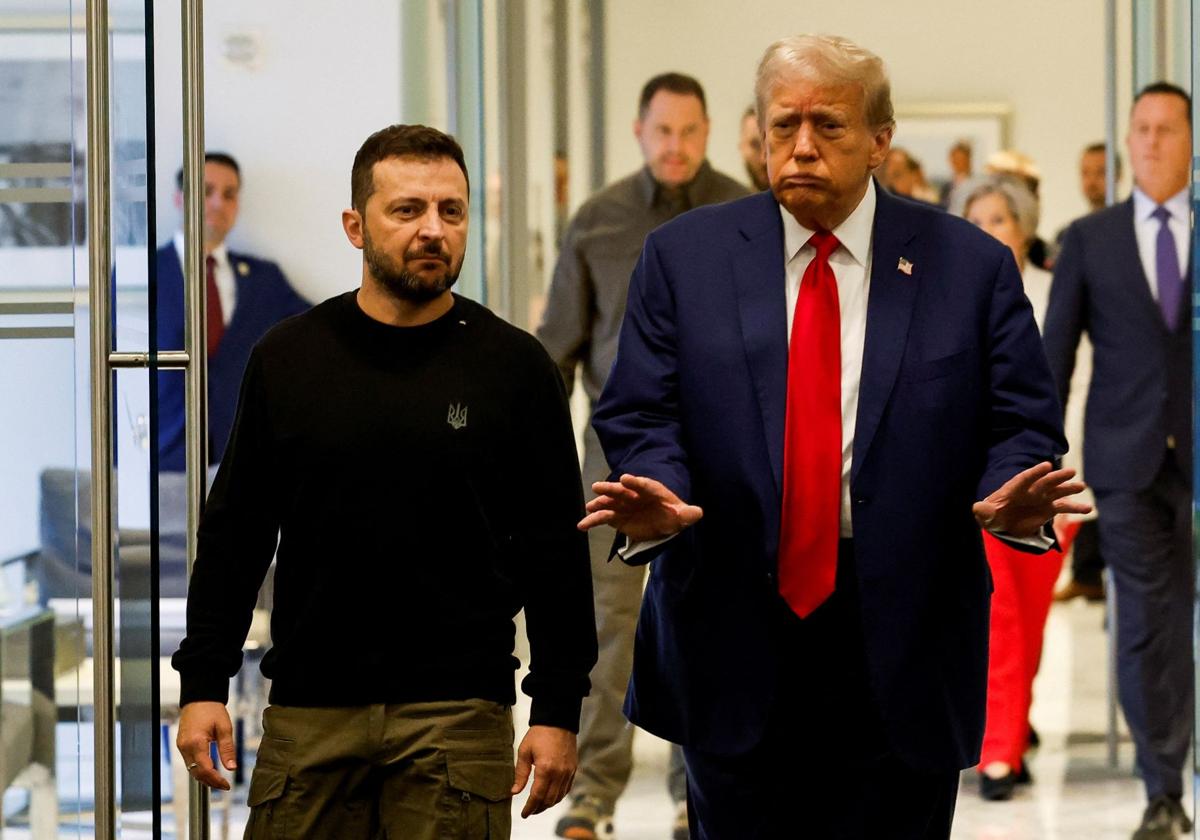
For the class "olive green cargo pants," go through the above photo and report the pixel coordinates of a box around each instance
[243,699,514,839]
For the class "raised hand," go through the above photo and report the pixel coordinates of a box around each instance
[973,462,1092,538]
[577,474,703,541]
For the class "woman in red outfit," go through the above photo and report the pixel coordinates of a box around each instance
[963,176,1079,801]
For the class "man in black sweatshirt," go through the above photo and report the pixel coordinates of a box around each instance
[172,124,597,839]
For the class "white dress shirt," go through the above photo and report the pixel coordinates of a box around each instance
[1131,186,1190,300]
[173,231,236,326]
[780,180,876,537]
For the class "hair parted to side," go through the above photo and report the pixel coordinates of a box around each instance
[175,151,240,191]
[754,34,894,130]
[638,72,708,119]
[1133,81,1192,123]
[351,124,470,213]
[963,175,1040,245]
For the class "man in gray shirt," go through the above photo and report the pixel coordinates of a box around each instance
[537,72,748,840]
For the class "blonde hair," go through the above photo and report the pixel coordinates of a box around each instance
[754,34,894,129]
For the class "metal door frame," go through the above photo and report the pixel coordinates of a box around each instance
[85,0,210,836]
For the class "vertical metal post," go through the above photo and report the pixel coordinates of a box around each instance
[499,0,528,325]
[1105,0,1118,209]
[181,0,211,835]
[586,0,605,191]
[443,0,460,138]
[1103,0,1120,771]
[85,0,116,836]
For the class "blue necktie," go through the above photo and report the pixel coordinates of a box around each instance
[1152,205,1182,331]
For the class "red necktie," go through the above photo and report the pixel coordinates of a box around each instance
[778,231,842,618]
[206,254,224,356]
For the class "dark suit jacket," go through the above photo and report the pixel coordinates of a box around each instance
[155,243,308,472]
[1043,199,1192,492]
[592,187,1066,772]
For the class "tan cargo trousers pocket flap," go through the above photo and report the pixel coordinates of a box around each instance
[247,765,288,808]
[445,751,514,802]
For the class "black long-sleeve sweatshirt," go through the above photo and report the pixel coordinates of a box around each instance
[171,291,597,731]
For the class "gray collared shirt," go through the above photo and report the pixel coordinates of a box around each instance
[537,160,751,410]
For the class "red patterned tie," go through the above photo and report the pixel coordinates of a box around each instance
[206,254,224,356]
[778,231,842,618]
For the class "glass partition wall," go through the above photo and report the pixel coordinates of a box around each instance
[4,0,499,835]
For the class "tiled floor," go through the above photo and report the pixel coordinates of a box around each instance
[512,598,1172,840]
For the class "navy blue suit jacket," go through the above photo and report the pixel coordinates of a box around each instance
[155,243,309,472]
[1042,199,1192,493]
[592,187,1067,772]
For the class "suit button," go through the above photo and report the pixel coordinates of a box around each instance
[854,497,869,505]
[1167,435,1177,449]
[765,572,776,585]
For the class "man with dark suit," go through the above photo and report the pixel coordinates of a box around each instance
[580,34,1087,838]
[1043,82,1194,840]
[156,152,309,472]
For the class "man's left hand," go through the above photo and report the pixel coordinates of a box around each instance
[973,461,1092,537]
[511,725,578,818]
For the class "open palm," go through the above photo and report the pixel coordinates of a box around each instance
[578,474,703,541]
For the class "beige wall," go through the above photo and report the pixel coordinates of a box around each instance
[604,1,1122,238]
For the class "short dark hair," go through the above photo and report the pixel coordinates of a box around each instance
[175,151,240,191]
[1132,81,1192,123]
[350,124,469,214]
[1083,142,1122,177]
[638,72,707,119]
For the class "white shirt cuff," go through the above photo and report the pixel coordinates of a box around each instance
[987,524,1055,550]
[618,533,676,561]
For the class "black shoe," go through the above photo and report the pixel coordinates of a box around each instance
[1132,795,1193,839]
[979,771,1016,801]
[1014,762,1033,785]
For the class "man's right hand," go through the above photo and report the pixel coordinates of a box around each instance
[577,473,703,541]
[176,701,237,790]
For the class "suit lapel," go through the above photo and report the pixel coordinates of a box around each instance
[852,190,919,482]
[731,193,789,497]
[1110,200,1166,331]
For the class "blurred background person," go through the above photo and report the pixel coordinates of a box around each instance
[738,104,770,191]
[156,152,309,473]
[537,72,749,840]
[940,139,973,207]
[1053,140,1121,604]
[879,146,938,203]
[983,149,1055,270]
[1044,82,1195,840]
[961,176,1072,801]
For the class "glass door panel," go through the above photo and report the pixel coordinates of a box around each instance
[0,6,87,837]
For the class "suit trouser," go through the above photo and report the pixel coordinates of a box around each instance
[683,541,959,839]
[1070,519,1106,587]
[243,700,514,840]
[1095,456,1193,800]
[978,531,1063,770]
[574,428,687,807]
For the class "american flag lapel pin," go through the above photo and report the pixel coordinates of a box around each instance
[897,257,913,276]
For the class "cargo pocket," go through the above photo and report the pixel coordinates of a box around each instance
[245,748,293,840]
[443,750,514,839]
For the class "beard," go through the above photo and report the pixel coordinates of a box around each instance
[364,230,461,303]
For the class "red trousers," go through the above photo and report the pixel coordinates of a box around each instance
[977,526,1074,770]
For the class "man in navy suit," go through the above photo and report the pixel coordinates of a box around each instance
[1043,83,1193,840]
[156,152,309,472]
[580,34,1087,838]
